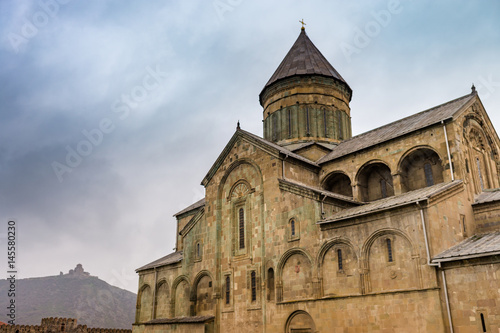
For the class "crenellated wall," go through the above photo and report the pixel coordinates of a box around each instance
[0,318,131,333]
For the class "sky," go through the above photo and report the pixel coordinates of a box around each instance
[0,0,499,294]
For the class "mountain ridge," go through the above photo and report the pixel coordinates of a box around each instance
[0,265,136,329]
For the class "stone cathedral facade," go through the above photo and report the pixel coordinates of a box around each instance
[132,28,500,333]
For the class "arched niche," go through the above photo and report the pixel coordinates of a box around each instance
[217,158,263,203]
[363,229,419,293]
[318,239,359,297]
[172,277,191,317]
[463,117,499,192]
[399,147,444,192]
[357,162,394,201]
[284,310,316,333]
[192,272,214,316]
[278,249,314,302]
[216,159,264,259]
[137,284,152,323]
[154,280,169,319]
[322,171,353,197]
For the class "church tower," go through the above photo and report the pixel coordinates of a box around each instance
[259,27,352,149]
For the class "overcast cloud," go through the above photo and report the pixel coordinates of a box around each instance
[0,0,499,293]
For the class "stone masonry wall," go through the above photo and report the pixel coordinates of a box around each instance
[0,318,131,333]
[443,260,500,332]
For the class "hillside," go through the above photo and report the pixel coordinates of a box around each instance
[0,265,136,329]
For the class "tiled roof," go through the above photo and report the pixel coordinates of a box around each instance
[433,231,500,262]
[174,198,205,217]
[202,128,319,187]
[318,180,463,224]
[179,208,204,236]
[279,178,361,205]
[261,29,350,93]
[287,141,336,153]
[287,141,317,152]
[144,316,215,325]
[318,93,476,164]
[238,129,320,167]
[136,251,183,272]
[473,188,500,205]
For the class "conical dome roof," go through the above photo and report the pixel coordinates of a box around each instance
[260,28,353,147]
[261,29,351,97]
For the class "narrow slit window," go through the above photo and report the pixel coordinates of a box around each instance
[424,163,434,186]
[288,109,292,138]
[290,219,295,237]
[387,239,393,262]
[338,112,343,140]
[267,268,275,301]
[239,208,245,249]
[460,214,467,235]
[272,114,278,141]
[251,271,257,302]
[306,107,310,135]
[337,249,343,271]
[225,276,230,305]
[323,109,327,137]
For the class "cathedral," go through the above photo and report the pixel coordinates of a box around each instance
[132,27,500,333]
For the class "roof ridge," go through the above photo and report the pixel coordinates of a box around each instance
[173,198,205,217]
[319,180,462,224]
[304,31,346,82]
[344,93,473,145]
[318,92,475,164]
[433,230,500,262]
[238,128,320,166]
[201,128,319,187]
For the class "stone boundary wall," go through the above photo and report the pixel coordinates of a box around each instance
[0,318,131,333]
